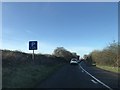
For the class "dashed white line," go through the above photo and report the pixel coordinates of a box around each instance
[79,64,113,90]
[82,70,84,72]
[91,79,98,84]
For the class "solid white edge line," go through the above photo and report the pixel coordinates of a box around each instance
[79,64,113,90]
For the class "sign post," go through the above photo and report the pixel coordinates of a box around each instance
[32,50,34,62]
[29,41,37,63]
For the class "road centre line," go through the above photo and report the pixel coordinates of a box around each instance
[91,79,98,84]
[79,64,113,90]
[82,70,84,73]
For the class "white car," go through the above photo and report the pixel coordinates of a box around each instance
[70,58,78,64]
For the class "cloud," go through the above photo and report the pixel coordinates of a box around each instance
[66,46,101,57]
[66,46,94,52]
[34,42,100,56]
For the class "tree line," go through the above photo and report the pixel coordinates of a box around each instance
[53,47,79,62]
[2,47,79,67]
[84,41,120,67]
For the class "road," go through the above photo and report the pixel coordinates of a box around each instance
[37,61,119,89]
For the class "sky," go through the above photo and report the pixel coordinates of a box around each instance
[2,2,118,57]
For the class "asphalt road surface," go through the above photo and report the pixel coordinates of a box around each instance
[37,61,119,89]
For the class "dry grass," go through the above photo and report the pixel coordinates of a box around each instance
[3,64,63,88]
[2,49,66,88]
[96,65,120,73]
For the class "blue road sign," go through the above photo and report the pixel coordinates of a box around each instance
[29,41,37,50]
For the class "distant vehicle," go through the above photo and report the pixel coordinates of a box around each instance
[70,58,78,65]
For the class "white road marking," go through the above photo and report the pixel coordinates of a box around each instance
[79,64,113,90]
[82,70,84,72]
[91,79,98,84]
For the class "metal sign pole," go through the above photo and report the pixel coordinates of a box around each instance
[32,50,34,62]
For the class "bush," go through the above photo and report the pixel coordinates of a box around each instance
[2,49,66,67]
[86,42,119,67]
[53,47,76,62]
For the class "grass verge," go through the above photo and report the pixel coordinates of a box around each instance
[2,63,64,88]
[96,65,120,73]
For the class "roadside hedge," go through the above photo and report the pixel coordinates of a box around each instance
[85,42,119,67]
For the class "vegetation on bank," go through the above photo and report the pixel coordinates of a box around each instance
[84,41,120,73]
[3,64,63,88]
[2,47,78,88]
[96,65,120,73]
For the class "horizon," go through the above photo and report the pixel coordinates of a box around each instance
[2,2,118,57]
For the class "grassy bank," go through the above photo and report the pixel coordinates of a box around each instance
[96,65,120,73]
[3,63,64,88]
[2,50,66,88]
